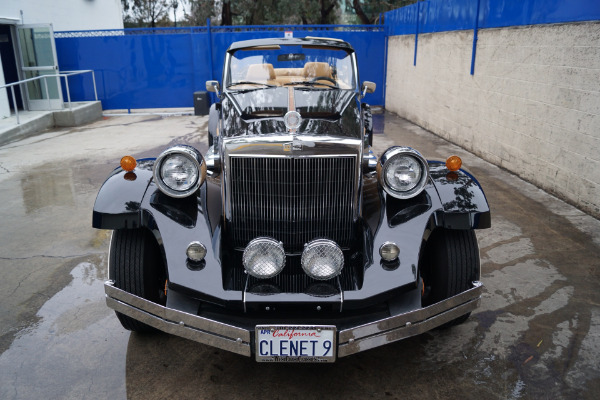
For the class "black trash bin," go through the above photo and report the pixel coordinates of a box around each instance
[193,91,209,116]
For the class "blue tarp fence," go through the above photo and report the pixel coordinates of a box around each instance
[55,0,600,110]
[55,24,386,110]
[385,0,600,36]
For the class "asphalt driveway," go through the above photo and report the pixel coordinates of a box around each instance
[0,110,598,399]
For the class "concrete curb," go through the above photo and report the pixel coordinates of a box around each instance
[0,101,102,147]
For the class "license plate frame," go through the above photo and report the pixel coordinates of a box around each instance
[255,325,337,363]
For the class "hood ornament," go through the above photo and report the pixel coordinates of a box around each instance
[284,111,302,132]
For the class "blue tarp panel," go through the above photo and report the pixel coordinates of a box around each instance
[55,26,385,109]
[482,0,600,29]
[386,0,600,36]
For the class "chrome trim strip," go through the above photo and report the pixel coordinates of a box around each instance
[204,145,221,173]
[340,280,344,312]
[337,281,483,357]
[107,231,114,281]
[104,281,251,356]
[224,135,363,152]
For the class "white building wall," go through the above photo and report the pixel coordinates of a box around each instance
[385,21,600,218]
[1,0,123,31]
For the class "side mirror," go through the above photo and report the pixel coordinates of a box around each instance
[361,81,376,98]
[206,80,221,97]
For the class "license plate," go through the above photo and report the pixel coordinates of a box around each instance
[256,325,336,362]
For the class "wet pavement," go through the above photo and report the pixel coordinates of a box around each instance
[0,111,598,399]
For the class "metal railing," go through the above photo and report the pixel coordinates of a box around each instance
[0,70,98,125]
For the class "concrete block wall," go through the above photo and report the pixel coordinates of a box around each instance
[385,21,600,218]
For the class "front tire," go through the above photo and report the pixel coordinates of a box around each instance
[421,228,480,326]
[109,229,166,332]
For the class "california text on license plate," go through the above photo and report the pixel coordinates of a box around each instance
[255,325,336,362]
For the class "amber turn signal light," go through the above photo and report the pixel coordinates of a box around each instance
[120,155,137,172]
[446,155,462,172]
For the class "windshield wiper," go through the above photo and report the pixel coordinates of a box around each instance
[283,81,336,88]
[227,81,277,88]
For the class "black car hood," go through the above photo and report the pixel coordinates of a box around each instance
[221,87,361,138]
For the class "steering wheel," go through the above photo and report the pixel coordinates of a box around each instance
[310,76,338,87]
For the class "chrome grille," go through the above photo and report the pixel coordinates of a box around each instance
[229,156,356,253]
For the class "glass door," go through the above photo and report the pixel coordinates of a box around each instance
[17,24,63,110]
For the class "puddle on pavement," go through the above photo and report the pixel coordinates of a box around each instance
[20,169,76,214]
[0,259,128,400]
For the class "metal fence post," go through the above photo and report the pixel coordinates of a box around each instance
[92,71,98,101]
[64,75,72,110]
[470,0,482,75]
[207,18,215,104]
[414,0,421,66]
[10,86,20,124]
[207,18,214,79]
[44,76,51,109]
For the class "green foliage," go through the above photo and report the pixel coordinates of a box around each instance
[217,0,339,25]
[183,0,216,26]
[122,0,172,28]
[121,0,418,27]
[347,0,418,24]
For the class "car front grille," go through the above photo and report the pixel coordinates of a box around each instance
[228,156,357,253]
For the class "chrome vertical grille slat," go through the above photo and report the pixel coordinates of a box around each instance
[229,156,356,253]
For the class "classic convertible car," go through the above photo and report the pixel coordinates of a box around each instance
[93,36,490,362]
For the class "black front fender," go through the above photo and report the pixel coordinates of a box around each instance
[92,159,155,229]
[428,161,491,230]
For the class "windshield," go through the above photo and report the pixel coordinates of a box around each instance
[226,45,356,91]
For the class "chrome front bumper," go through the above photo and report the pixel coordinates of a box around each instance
[104,281,483,359]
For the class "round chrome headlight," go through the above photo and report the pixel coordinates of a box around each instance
[377,146,429,199]
[243,237,286,279]
[301,239,344,280]
[153,145,206,198]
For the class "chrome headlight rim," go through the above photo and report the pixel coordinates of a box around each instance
[243,237,286,279]
[301,239,344,281]
[153,145,207,198]
[377,146,429,200]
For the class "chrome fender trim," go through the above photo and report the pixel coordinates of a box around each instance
[337,281,483,357]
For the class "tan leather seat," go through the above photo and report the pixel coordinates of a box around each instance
[275,68,304,77]
[273,68,304,85]
[244,64,279,86]
[302,62,333,79]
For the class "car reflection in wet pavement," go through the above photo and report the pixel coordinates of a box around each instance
[0,111,599,399]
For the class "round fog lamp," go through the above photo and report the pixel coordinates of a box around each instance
[243,237,285,279]
[301,239,344,280]
[187,241,207,262]
[379,242,400,261]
